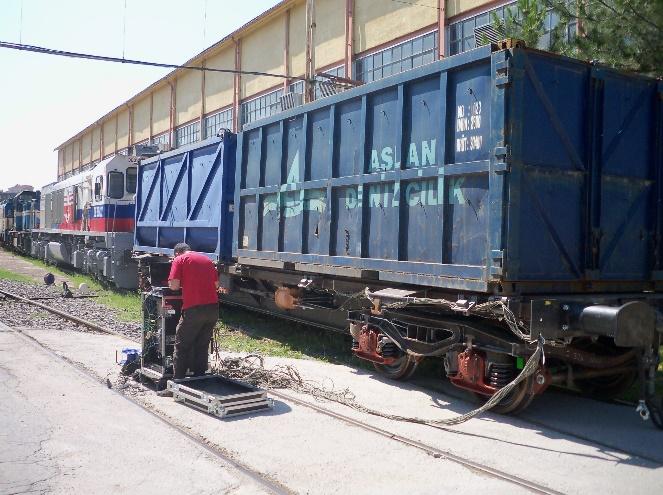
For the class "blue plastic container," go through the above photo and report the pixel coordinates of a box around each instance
[119,347,140,365]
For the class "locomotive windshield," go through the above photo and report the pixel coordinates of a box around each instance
[107,171,124,199]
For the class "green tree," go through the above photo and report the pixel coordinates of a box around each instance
[549,0,663,76]
[491,0,549,47]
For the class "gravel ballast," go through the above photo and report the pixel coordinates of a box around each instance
[0,279,141,339]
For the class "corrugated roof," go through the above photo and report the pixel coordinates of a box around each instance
[55,0,297,150]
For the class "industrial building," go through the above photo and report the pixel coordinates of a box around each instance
[55,0,565,180]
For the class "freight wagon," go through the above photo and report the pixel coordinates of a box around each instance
[134,42,662,420]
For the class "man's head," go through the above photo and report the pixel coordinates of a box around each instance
[173,243,191,257]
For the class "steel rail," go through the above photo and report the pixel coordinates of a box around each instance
[0,286,562,493]
[0,288,133,340]
[1,321,291,495]
[3,286,659,488]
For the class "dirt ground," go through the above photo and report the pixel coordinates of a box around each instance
[0,249,71,284]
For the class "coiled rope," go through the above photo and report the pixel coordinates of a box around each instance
[211,344,543,427]
[212,290,545,426]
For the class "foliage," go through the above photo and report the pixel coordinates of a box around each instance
[490,0,549,47]
[548,0,663,76]
[0,267,35,283]
[214,306,363,366]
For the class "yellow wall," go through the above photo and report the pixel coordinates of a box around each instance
[133,97,150,143]
[64,144,73,174]
[73,140,80,170]
[59,0,492,179]
[81,132,91,165]
[241,15,285,97]
[117,109,130,150]
[92,127,101,161]
[288,2,306,76]
[447,0,486,19]
[58,150,64,177]
[176,69,202,125]
[102,117,116,157]
[204,48,235,113]
[314,0,345,69]
[152,84,171,135]
[354,0,434,53]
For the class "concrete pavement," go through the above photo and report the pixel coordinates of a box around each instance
[0,325,275,495]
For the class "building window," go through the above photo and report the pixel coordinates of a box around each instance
[447,1,568,56]
[355,31,438,84]
[289,80,305,95]
[204,109,233,138]
[175,121,200,147]
[151,132,170,148]
[315,66,346,99]
[241,88,284,126]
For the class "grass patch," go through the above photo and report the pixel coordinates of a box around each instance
[0,267,35,283]
[215,306,365,366]
[6,253,142,322]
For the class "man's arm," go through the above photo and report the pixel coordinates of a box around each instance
[168,257,182,290]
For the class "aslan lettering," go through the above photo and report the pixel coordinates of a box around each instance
[370,139,436,171]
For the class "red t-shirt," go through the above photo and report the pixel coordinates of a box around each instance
[168,251,218,310]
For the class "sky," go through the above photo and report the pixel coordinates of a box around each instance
[0,0,281,191]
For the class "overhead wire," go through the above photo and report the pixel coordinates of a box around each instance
[0,40,307,81]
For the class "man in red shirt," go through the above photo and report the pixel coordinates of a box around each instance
[168,243,219,379]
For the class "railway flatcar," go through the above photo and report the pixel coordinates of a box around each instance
[31,155,139,289]
[134,43,662,423]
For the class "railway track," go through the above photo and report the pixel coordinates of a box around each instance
[2,286,660,494]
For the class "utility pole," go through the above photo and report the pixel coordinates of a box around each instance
[305,0,316,103]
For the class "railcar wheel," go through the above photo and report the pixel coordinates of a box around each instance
[473,376,536,415]
[373,355,418,381]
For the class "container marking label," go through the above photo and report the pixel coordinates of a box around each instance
[455,101,483,153]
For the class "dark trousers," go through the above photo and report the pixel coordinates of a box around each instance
[173,303,218,379]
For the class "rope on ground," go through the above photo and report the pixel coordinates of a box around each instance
[211,344,543,427]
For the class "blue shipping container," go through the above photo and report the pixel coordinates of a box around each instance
[234,45,663,293]
[134,134,237,259]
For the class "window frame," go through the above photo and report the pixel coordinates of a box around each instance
[107,171,124,199]
[126,167,137,194]
[94,175,104,201]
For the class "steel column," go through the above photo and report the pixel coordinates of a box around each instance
[345,0,354,79]
[200,60,206,139]
[169,79,176,148]
[305,0,316,103]
[233,39,241,133]
[283,9,290,94]
[437,0,445,59]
